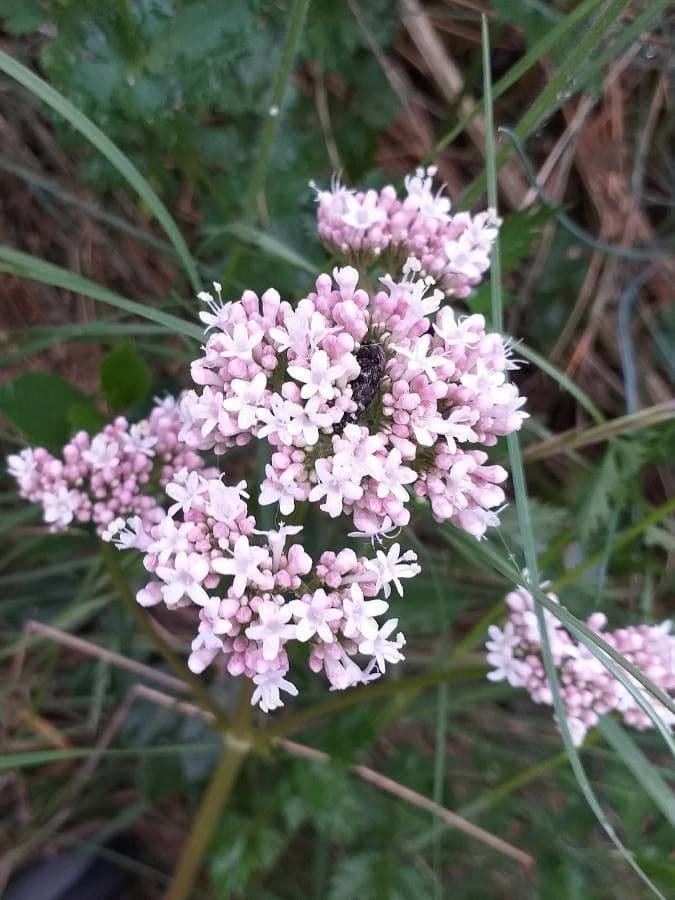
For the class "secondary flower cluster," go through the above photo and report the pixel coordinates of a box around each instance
[486,585,675,745]
[180,261,526,539]
[313,167,500,297]
[119,469,420,711]
[8,396,211,539]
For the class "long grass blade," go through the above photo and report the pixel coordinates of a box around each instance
[466,0,650,206]
[0,245,202,341]
[516,341,605,424]
[428,0,606,159]
[482,19,666,895]
[598,716,675,828]
[0,49,200,292]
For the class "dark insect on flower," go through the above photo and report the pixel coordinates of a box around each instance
[335,342,386,433]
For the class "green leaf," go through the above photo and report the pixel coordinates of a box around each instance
[0,372,98,450]
[209,813,286,896]
[100,342,151,412]
[0,0,46,35]
[577,439,645,543]
[329,851,429,900]
[67,401,107,435]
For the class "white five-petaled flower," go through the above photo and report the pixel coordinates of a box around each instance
[191,386,225,438]
[126,422,158,457]
[269,307,334,355]
[250,668,298,712]
[148,517,192,563]
[287,350,344,401]
[166,468,207,517]
[205,478,248,524]
[156,551,210,607]
[325,648,381,690]
[485,623,525,687]
[365,543,420,598]
[285,395,333,446]
[259,465,306,516]
[443,239,489,281]
[212,534,270,597]
[219,322,263,360]
[290,589,342,643]
[198,282,232,331]
[7,448,37,483]
[308,456,363,518]
[375,449,417,502]
[222,373,268,430]
[342,583,388,640]
[246,600,296,661]
[358,618,406,671]
[83,434,120,470]
[112,515,151,551]
[394,335,447,382]
[43,486,80,528]
[340,191,387,231]
[101,517,125,543]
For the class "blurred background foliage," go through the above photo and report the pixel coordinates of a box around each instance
[0,0,674,898]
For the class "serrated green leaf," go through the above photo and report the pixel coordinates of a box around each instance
[209,814,287,896]
[100,342,151,412]
[577,439,645,543]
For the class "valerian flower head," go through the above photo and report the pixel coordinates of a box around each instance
[485,584,675,745]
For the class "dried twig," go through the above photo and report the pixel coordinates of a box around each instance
[21,620,189,694]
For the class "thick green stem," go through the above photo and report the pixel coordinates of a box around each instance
[166,682,253,900]
[165,742,247,900]
[99,541,232,733]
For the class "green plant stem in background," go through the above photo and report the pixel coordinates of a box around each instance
[99,542,232,733]
[0,49,200,293]
[220,0,312,290]
[482,18,665,896]
[166,729,250,900]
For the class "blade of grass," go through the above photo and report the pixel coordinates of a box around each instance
[0,154,179,260]
[427,0,606,160]
[482,20,666,895]
[598,716,675,828]
[499,129,673,259]
[0,742,219,773]
[466,0,644,207]
[0,49,200,292]
[524,401,675,461]
[0,245,202,341]
[516,340,605,424]
[203,223,318,274]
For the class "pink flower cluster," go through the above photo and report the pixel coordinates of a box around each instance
[7,396,211,540]
[123,469,420,711]
[180,262,526,539]
[313,168,500,298]
[486,586,675,745]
